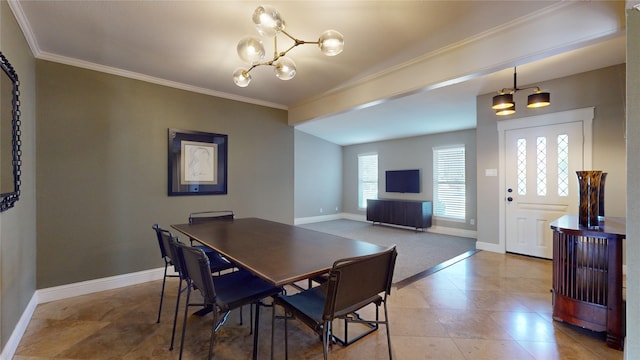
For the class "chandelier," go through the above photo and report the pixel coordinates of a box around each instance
[491,67,550,116]
[233,5,344,87]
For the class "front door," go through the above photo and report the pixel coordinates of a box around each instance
[504,121,584,258]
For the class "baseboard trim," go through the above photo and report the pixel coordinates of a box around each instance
[476,241,505,253]
[427,225,477,239]
[0,293,38,360]
[36,267,166,304]
[294,213,343,225]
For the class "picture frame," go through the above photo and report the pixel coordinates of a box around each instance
[168,128,228,196]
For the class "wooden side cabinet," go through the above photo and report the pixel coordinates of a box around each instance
[550,215,625,350]
[366,199,432,230]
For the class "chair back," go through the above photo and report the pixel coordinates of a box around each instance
[160,229,189,280]
[188,210,234,223]
[178,243,217,304]
[152,224,171,259]
[323,246,397,320]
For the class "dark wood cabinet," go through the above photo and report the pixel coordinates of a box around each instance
[366,199,432,230]
[550,215,625,350]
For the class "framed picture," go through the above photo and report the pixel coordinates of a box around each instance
[168,128,228,196]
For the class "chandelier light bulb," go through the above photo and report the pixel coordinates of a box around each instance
[237,36,266,65]
[318,30,344,56]
[274,57,297,80]
[252,5,284,36]
[232,68,252,87]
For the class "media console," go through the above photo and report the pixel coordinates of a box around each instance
[366,199,432,230]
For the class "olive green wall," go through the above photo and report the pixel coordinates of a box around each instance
[0,1,37,350]
[35,60,292,288]
[294,130,342,219]
[476,64,627,247]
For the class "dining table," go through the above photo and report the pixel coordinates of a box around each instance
[171,217,386,287]
[171,217,387,359]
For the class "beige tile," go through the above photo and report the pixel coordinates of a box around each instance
[392,336,466,360]
[387,307,449,337]
[453,338,535,360]
[464,290,531,312]
[489,311,563,342]
[436,309,514,340]
[517,338,612,360]
[15,318,110,357]
[387,286,430,309]
[12,251,623,360]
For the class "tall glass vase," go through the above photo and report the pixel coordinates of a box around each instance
[576,170,602,228]
[599,172,607,217]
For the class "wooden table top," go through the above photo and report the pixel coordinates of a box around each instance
[171,217,385,287]
[549,215,626,238]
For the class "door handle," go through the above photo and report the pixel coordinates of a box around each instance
[507,196,513,202]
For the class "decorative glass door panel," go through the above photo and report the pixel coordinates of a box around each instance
[505,121,583,258]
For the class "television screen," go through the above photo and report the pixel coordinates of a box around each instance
[385,169,420,193]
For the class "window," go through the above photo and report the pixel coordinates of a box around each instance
[433,145,466,220]
[358,153,378,208]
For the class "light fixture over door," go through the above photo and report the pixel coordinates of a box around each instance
[491,67,550,116]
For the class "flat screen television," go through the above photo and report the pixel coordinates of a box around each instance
[385,169,420,193]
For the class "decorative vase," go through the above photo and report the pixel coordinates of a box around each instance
[598,172,607,217]
[576,170,602,228]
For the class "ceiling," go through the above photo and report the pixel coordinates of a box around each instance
[9,1,627,145]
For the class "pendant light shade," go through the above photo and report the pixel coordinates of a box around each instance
[274,57,297,80]
[252,5,284,36]
[492,93,514,110]
[318,30,344,56]
[237,36,266,65]
[527,91,551,108]
[232,68,251,87]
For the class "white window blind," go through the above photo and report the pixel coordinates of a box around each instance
[433,145,466,220]
[358,154,378,208]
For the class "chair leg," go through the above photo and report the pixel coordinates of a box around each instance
[383,302,392,360]
[169,278,183,350]
[284,309,289,360]
[252,303,261,360]
[322,321,331,360]
[207,308,218,360]
[157,264,168,323]
[178,284,192,360]
[271,302,278,360]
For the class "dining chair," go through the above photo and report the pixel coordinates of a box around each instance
[187,210,237,274]
[159,229,192,351]
[152,224,179,324]
[187,210,251,328]
[271,245,397,360]
[176,242,283,360]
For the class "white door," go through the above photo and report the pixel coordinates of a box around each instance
[504,121,584,258]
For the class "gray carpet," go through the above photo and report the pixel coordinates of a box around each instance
[299,219,477,285]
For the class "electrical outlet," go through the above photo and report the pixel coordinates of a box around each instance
[470,218,475,225]
[320,208,323,213]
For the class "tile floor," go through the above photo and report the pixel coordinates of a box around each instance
[13,251,623,359]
